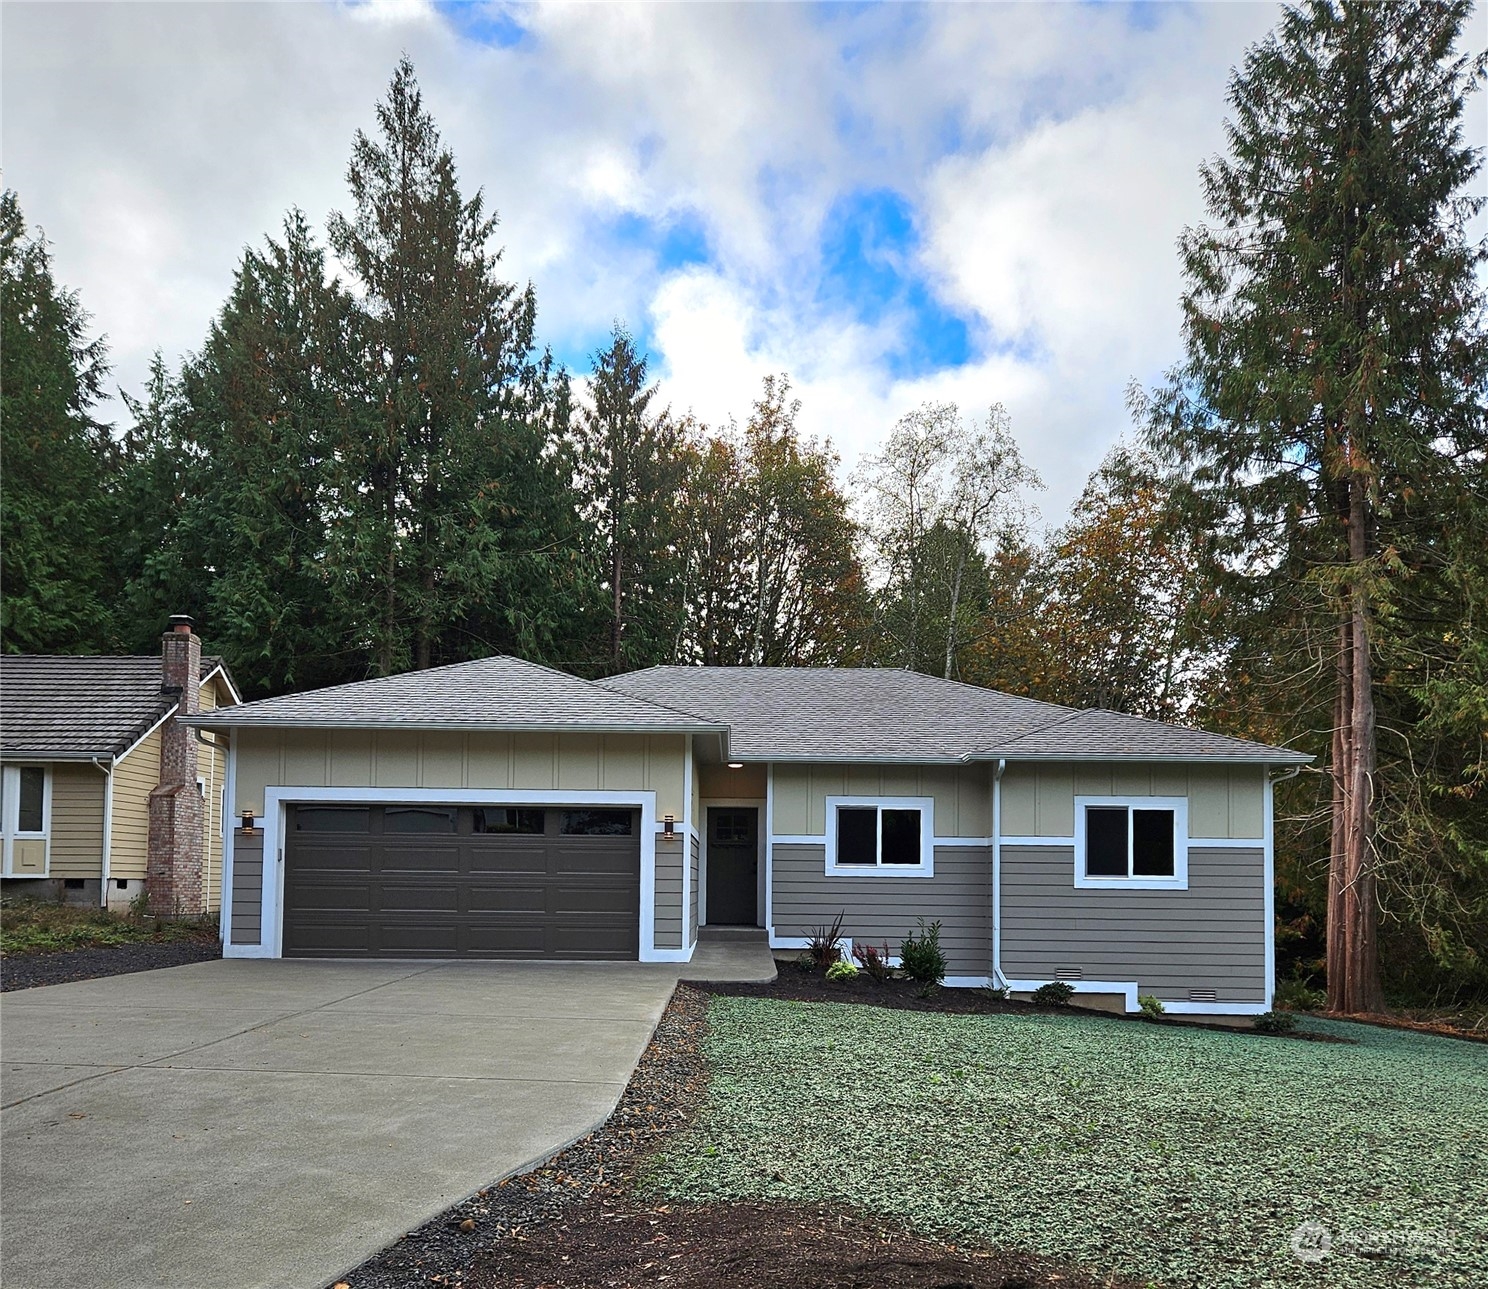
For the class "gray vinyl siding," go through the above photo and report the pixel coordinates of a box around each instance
[655,835,683,950]
[688,832,700,948]
[1000,845,1267,1002]
[230,832,264,946]
[772,843,991,977]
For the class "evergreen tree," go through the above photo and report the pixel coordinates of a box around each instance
[575,325,689,672]
[0,190,114,653]
[1139,1,1488,1011]
[326,56,581,674]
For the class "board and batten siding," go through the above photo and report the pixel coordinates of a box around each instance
[1000,844,1267,1002]
[772,842,991,977]
[233,730,687,821]
[688,831,700,948]
[48,763,106,877]
[772,763,990,838]
[654,834,684,950]
[109,727,162,881]
[1000,763,1265,839]
[229,829,264,946]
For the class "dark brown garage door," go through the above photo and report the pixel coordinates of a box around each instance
[283,804,640,959]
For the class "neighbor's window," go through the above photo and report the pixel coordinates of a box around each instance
[1079,801,1182,883]
[827,799,932,874]
[16,767,46,834]
[560,809,633,836]
[473,808,546,835]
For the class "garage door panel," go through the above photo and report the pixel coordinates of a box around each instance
[284,804,640,960]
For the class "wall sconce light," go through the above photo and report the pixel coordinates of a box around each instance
[240,808,259,836]
[726,762,744,770]
[663,814,675,838]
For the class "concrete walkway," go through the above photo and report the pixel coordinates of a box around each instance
[1,958,700,1289]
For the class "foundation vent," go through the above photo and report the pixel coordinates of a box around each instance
[1188,988,1219,1003]
[1055,968,1084,981]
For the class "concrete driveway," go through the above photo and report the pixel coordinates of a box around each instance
[0,958,684,1289]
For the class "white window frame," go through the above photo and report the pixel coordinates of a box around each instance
[824,796,935,878]
[2,762,52,877]
[1073,796,1188,890]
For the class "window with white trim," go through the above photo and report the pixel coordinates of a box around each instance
[2,763,52,877]
[1074,797,1188,889]
[825,797,934,876]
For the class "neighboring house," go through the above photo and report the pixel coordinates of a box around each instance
[0,618,241,913]
[189,656,1309,1017]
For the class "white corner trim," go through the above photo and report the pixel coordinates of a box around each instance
[824,795,936,877]
[764,763,775,937]
[220,734,237,948]
[682,737,693,948]
[1072,796,1189,890]
[1262,772,1277,1011]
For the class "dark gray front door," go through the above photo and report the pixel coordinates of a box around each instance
[706,806,758,925]
[283,804,640,959]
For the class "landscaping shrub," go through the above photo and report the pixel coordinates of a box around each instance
[805,912,846,971]
[850,940,892,983]
[980,983,1010,1002]
[898,918,947,985]
[1138,994,1166,1018]
[825,959,858,982]
[1031,981,1075,1007]
[1253,1009,1298,1034]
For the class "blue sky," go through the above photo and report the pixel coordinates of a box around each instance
[3,0,1314,522]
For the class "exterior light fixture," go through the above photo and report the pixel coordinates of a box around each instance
[727,762,744,770]
[663,814,676,837]
[240,808,259,836]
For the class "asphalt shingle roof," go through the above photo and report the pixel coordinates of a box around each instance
[0,655,228,760]
[186,655,726,733]
[600,666,1311,764]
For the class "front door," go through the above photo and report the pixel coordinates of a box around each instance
[706,806,758,926]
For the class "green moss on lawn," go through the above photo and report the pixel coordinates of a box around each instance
[0,899,215,955]
[646,998,1487,1288]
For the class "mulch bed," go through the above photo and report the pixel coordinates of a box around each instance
[0,937,221,991]
[341,984,1135,1289]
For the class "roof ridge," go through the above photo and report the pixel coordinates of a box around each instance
[519,658,718,725]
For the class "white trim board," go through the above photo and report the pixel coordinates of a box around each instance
[227,786,664,962]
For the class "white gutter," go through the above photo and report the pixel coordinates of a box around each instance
[90,756,115,908]
[991,758,1006,989]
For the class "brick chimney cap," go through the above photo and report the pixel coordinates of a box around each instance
[168,614,195,634]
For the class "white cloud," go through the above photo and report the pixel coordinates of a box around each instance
[1,0,1296,524]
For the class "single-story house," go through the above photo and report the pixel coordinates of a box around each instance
[186,654,1310,1017]
[0,618,240,912]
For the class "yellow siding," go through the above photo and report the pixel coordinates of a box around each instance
[49,763,106,878]
[234,729,688,819]
[999,763,1266,839]
[770,763,992,837]
[110,728,161,880]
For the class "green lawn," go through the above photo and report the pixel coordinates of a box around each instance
[0,899,215,955]
[646,997,1487,1288]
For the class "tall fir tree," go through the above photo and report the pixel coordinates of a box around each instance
[1140,1,1488,1010]
[0,190,115,653]
[326,56,582,674]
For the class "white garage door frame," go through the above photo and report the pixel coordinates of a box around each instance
[227,785,677,962]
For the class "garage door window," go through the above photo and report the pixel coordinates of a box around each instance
[295,806,372,832]
[561,809,633,836]
[474,807,545,834]
[385,806,458,834]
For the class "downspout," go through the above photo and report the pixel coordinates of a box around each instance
[991,758,1007,988]
[91,757,115,909]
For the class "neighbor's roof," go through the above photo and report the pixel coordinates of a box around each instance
[601,666,1312,765]
[0,655,234,761]
[185,655,727,735]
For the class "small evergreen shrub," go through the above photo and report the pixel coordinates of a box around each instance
[1138,994,1166,1018]
[1274,978,1326,1012]
[898,918,947,985]
[1253,1009,1298,1034]
[825,959,859,982]
[980,984,1010,1002]
[1032,981,1076,1007]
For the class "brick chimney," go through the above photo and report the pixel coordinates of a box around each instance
[147,615,205,917]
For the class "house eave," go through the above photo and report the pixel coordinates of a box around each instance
[182,717,729,736]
